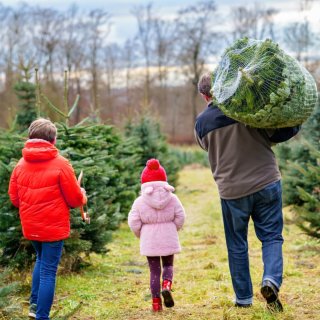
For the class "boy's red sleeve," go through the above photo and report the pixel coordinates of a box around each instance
[59,159,86,208]
[8,167,20,208]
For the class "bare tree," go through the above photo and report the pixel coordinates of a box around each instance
[283,0,315,65]
[230,4,278,42]
[131,3,155,106]
[32,7,64,82]
[0,4,33,127]
[85,9,112,119]
[102,42,120,120]
[284,22,313,62]
[122,38,136,117]
[153,16,175,88]
[174,0,219,122]
[58,4,88,122]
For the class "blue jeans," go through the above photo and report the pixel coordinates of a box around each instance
[221,180,283,305]
[30,241,64,320]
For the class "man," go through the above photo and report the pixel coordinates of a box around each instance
[194,73,300,311]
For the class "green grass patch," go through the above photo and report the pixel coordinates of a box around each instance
[16,167,320,319]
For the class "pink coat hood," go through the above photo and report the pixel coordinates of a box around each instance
[141,181,175,210]
[128,181,185,257]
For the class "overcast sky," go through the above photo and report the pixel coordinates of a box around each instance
[1,0,319,44]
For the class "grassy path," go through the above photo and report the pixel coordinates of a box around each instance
[39,167,319,319]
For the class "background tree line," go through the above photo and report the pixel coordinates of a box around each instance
[0,0,319,143]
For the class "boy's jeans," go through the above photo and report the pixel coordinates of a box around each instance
[221,180,283,305]
[30,240,64,320]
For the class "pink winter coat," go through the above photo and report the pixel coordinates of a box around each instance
[128,181,185,257]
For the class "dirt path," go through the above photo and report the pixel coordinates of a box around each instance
[50,167,320,319]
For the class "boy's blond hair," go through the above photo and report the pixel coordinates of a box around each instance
[28,118,57,142]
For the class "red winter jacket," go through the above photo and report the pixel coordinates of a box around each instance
[8,139,86,242]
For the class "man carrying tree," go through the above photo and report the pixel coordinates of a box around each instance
[194,72,300,311]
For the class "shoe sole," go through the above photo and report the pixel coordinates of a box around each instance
[261,286,283,312]
[235,303,252,308]
[161,289,174,308]
[28,312,36,319]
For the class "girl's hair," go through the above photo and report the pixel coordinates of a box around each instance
[28,118,57,142]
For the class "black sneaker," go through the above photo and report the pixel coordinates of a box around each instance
[261,280,283,312]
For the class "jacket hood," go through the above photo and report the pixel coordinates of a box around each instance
[141,181,175,209]
[22,139,58,162]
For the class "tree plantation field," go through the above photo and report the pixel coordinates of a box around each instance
[16,166,320,320]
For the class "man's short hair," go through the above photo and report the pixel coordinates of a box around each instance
[28,118,57,142]
[198,73,213,98]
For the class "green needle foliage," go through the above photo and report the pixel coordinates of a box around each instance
[0,118,179,271]
[124,116,180,187]
[275,100,319,239]
[14,64,37,132]
[0,269,21,319]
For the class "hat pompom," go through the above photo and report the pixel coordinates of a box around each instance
[146,159,160,170]
[141,158,167,183]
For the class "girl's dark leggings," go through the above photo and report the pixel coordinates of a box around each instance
[147,255,174,298]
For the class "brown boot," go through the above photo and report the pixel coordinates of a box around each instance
[152,297,163,312]
[161,279,174,308]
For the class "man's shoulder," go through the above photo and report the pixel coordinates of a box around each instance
[195,103,237,139]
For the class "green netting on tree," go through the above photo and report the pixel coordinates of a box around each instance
[212,37,318,128]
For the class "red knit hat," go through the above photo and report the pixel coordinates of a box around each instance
[141,159,167,183]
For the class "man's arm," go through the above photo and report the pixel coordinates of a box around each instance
[264,125,301,144]
[194,128,208,151]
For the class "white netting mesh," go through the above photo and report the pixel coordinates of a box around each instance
[212,38,318,128]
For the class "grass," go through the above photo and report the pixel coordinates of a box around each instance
[19,166,320,319]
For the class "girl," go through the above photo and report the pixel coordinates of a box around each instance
[128,158,185,312]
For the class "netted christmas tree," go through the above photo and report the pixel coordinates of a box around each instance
[212,37,318,128]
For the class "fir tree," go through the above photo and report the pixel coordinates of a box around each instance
[14,61,37,132]
[124,116,179,187]
[296,147,320,239]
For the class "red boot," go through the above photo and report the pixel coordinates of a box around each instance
[161,279,174,308]
[152,297,162,312]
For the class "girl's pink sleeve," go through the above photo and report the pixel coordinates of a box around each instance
[128,201,142,238]
[173,195,185,231]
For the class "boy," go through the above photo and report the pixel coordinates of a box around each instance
[8,118,87,320]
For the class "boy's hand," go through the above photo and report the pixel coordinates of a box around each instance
[83,212,90,224]
[81,188,87,204]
